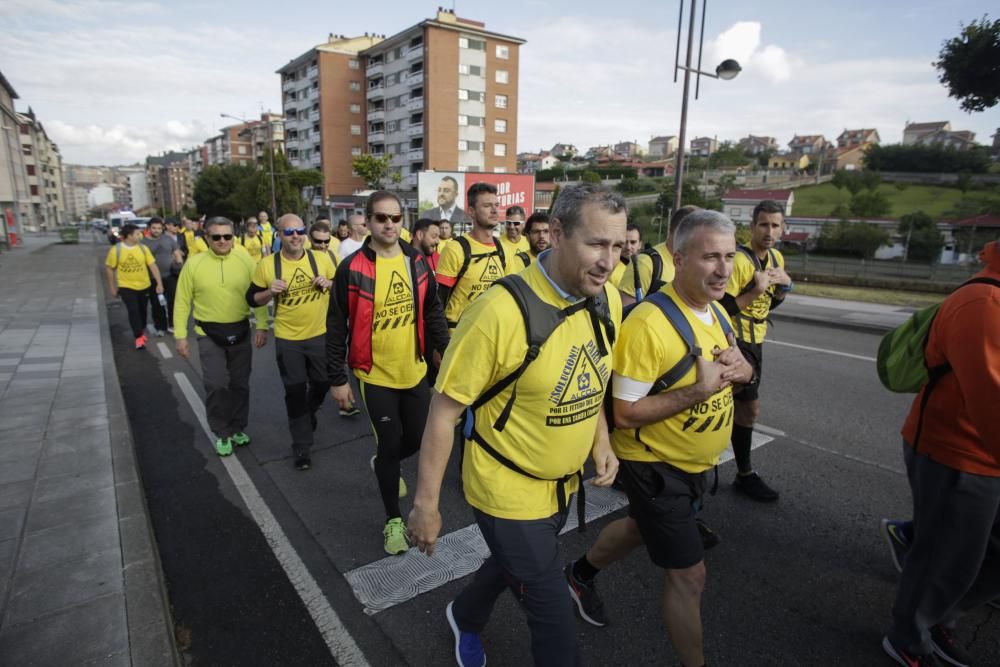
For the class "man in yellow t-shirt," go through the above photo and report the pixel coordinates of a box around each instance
[307,220,340,269]
[249,213,336,471]
[327,191,449,555]
[105,223,164,349]
[720,199,791,502]
[258,210,275,251]
[608,222,641,288]
[435,182,509,328]
[512,211,550,272]
[617,205,702,306]
[173,217,269,457]
[437,219,454,254]
[408,183,626,667]
[499,205,530,258]
[238,217,268,262]
[567,210,752,667]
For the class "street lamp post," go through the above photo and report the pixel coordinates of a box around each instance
[221,112,277,223]
[671,0,741,227]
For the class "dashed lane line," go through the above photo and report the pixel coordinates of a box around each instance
[173,371,370,667]
[344,431,776,615]
[765,339,876,363]
[156,342,172,359]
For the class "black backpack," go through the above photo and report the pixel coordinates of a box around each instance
[454,235,507,286]
[632,246,668,301]
[462,274,615,533]
[272,249,320,316]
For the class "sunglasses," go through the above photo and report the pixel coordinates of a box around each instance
[371,212,403,223]
[505,220,522,226]
[210,234,234,241]
[282,227,307,237]
[310,238,330,246]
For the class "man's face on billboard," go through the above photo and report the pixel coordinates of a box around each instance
[437,179,458,208]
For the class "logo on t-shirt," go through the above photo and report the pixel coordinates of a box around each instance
[279,267,321,308]
[118,251,145,275]
[374,270,414,330]
[546,340,610,427]
[681,394,734,433]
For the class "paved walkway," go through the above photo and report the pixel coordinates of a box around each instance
[0,233,177,666]
[771,293,913,333]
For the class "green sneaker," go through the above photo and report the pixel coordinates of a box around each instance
[214,437,233,457]
[231,432,251,447]
[370,455,407,497]
[383,518,410,555]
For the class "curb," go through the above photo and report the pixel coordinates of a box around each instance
[95,259,181,667]
[770,311,894,335]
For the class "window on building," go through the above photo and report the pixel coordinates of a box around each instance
[494,167,507,173]
[458,115,469,126]
[495,94,508,109]
[496,44,510,59]
[238,145,248,155]
[468,141,484,152]
[458,89,469,101]
[468,91,484,102]
[19,125,29,135]
[22,145,31,156]
[458,140,468,151]
[26,165,35,176]
[349,59,360,69]
[349,81,361,91]
[459,64,483,76]
[30,185,38,196]
[494,143,507,157]
[494,119,507,133]
[495,70,509,84]
[351,125,361,135]
[351,146,362,156]
[350,103,361,113]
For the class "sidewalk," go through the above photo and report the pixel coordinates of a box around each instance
[0,233,177,666]
[770,293,913,333]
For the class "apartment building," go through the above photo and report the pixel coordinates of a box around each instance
[147,152,193,214]
[17,109,65,230]
[0,71,29,242]
[278,9,523,199]
[238,112,285,166]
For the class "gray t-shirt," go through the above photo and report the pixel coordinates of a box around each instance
[143,235,179,276]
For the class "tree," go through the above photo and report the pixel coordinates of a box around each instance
[861,170,882,192]
[580,170,601,184]
[934,16,1000,112]
[817,220,889,259]
[831,170,850,192]
[956,171,973,194]
[351,153,394,189]
[863,143,991,173]
[898,211,945,261]
[193,164,257,222]
[849,190,892,217]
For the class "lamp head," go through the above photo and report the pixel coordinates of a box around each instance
[716,59,742,81]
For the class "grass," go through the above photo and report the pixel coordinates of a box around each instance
[792,282,944,308]
[791,182,1000,219]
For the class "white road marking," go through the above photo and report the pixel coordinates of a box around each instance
[765,339,876,362]
[754,422,786,438]
[156,342,172,359]
[345,432,776,614]
[174,372,370,667]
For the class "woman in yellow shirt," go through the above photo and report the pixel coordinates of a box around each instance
[105,223,164,349]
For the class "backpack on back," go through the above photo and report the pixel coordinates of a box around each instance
[454,235,507,287]
[632,246,668,302]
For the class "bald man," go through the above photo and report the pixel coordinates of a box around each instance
[338,213,368,260]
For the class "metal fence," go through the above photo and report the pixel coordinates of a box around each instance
[783,252,978,285]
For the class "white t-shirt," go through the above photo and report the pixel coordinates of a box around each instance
[338,237,365,259]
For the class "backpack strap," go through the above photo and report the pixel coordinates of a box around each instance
[305,248,319,277]
[645,291,701,395]
[454,235,506,286]
[736,245,762,296]
[647,248,665,294]
[516,250,530,268]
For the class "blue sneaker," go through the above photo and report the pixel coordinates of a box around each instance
[446,600,485,667]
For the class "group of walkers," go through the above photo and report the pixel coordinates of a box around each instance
[102,181,999,666]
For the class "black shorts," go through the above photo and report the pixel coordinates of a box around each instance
[619,459,706,570]
[733,340,763,402]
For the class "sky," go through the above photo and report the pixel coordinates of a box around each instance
[1,0,998,166]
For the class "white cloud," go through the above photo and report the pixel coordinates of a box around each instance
[47,119,214,164]
[707,21,793,83]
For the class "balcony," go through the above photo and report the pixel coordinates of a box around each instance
[406,45,423,61]
[307,65,318,80]
[407,71,424,87]
[408,149,424,161]
[366,61,384,77]
[366,85,385,101]
[282,78,296,92]
[310,110,319,122]
[368,130,386,143]
[406,125,423,137]
[308,87,319,99]
[405,174,418,188]
[406,96,424,111]
[310,153,321,166]
[367,109,385,122]
[285,138,299,149]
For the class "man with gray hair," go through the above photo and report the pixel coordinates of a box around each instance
[565,209,753,667]
[409,183,627,666]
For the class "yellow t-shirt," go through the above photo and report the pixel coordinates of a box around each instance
[513,250,538,273]
[499,234,530,259]
[725,247,784,343]
[260,222,274,249]
[609,260,627,288]
[436,236,508,325]
[252,250,336,340]
[355,253,425,389]
[436,263,623,520]
[617,242,675,298]
[238,234,265,262]
[611,285,735,473]
[105,243,155,291]
[400,228,412,243]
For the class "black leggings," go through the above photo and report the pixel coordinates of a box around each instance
[119,287,148,338]
[359,379,430,520]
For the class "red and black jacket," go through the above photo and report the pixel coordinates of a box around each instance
[327,238,449,386]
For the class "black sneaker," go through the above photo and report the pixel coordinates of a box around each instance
[696,518,720,550]
[340,404,361,417]
[879,519,911,574]
[565,564,608,627]
[294,456,311,471]
[882,636,942,666]
[733,472,779,502]
[930,625,971,667]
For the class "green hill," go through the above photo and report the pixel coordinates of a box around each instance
[791,182,1000,219]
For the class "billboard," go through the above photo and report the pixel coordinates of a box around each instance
[417,171,535,224]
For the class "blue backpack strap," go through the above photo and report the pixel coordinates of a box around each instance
[645,292,700,394]
[709,301,734,339]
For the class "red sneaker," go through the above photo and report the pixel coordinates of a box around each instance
[135,336,146,350]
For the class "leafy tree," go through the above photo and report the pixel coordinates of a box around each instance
[831,170,850,192]
[863,143,991,173]
[193,164,257,222]
[707,141,751,169]
[849,190,892,217]
[898,211,945,261]
[581,170,601,184]
[351,153,394,189]
[956,171,973,194]
[817,220,890,259]
[844,172,865,196]
[934,16,1000,112]
[861,170,882,192]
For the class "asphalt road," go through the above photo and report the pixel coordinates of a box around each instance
[106,277,1000,666]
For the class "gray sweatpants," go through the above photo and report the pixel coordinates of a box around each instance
[198,333,252,439]
[888,441,1000,654]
